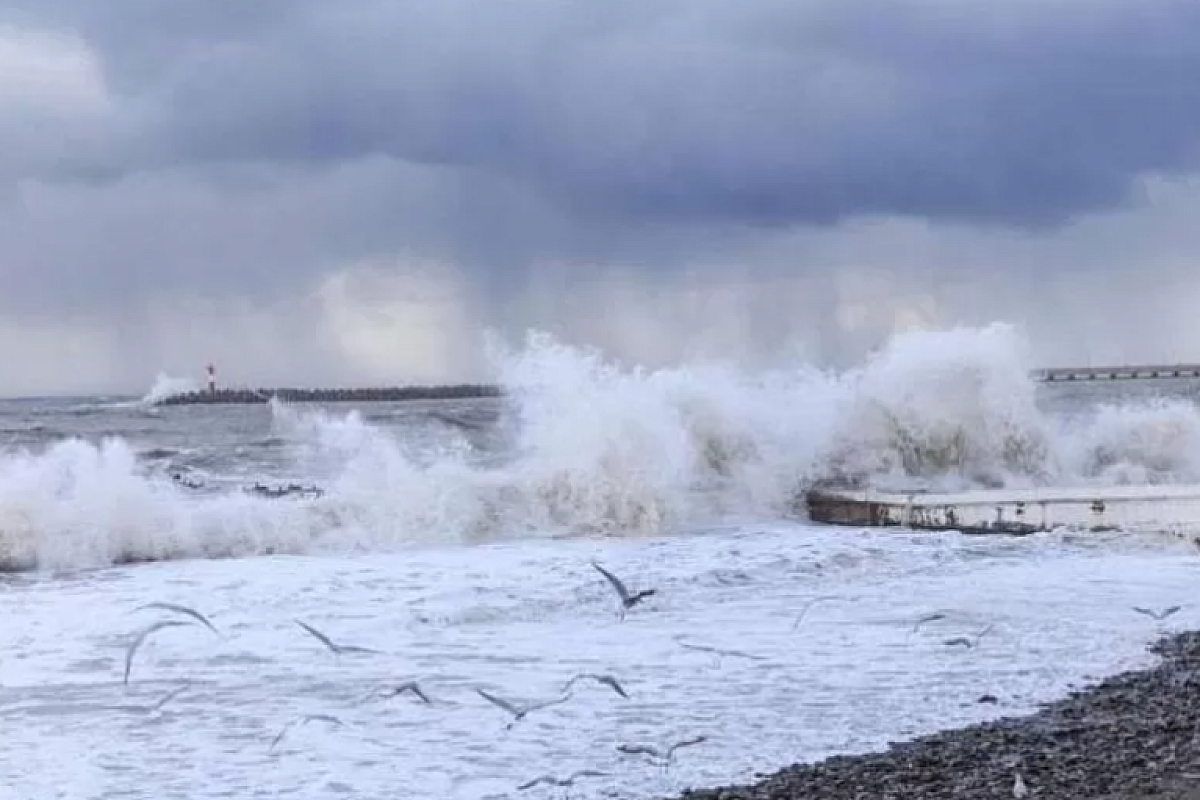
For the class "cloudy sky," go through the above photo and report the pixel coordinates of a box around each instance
[2,0,1200,395]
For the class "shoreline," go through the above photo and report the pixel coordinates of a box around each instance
[667,631,1200,800]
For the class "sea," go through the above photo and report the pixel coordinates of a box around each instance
[2,324,1200,800]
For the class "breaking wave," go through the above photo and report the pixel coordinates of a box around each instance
[1,323,1199,570]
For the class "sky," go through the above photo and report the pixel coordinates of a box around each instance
[3,1,1200,395]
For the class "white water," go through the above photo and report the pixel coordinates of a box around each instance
[2,323,1200,570]
[139,373,199,406]
[3,323,1200,799]
[1,526,1196,800]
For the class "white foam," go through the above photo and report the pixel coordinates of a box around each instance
[0,324,1198,569]
[0,523,1193,800]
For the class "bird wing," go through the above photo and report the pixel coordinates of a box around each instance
[666,735,707,758]
[476,688,521,716]
[1163,605,1183,617]
[148,683,191,711]
[598,675,629,698]
[139,602,219,636]
[516,775,552,790]
[617,744,662,758]
[399,682,432,704]
[1132,606,1153,617]
[294,620,338,652]
[591,562,631,603]
[124,621,191,684]
[568,769,608,781]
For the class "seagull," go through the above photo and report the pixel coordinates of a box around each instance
[561,673,629,699]
[474,688,573,730]
[791,596,837,631]
[617,735,708,766]
[943,624,995,649]
[270,713,343,751]
[136,602,221,637]
[1133,605,1182,621]
[124,620,195,685]
[363,681,432,705]
[591,562,656,619]
[294,620,379,655]
[1012,771,1029,798]
[517,770,608,791]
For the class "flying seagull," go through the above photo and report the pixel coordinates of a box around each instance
[517,770,608,791]
[617,735,708,766]
[561,672,629,699]
[270,714,343,751]
[136,602,221,637]
[474,687,573,729]
[591,562,655,619]
[943,624,995,649]
[791,596,837,631]
[124,620,195,685]
[293,620,379,656]
[364,681,432,705]
[1133,605,1182,621]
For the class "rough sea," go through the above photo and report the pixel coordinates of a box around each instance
[3,324,1200,800]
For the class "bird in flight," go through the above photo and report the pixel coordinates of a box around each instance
[364,681,432,705]
[1133,605,1182,621]
[294,619,379,655]
[943,624,995,649]
[617,735,708,767]
[137,602,221,637]
[517,770,608,791]
[270,714,343,751]
[474,687,573,729]
[561,672,629,699]
[591,562,656,619]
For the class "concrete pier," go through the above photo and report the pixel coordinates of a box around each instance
[805,484,1200,536]
[157,384,501,406]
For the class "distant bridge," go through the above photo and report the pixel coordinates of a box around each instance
[1034,364,1200,382]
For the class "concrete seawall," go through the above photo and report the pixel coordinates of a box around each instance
[157,384,502,406]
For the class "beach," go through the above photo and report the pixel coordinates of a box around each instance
[671,631,1200,800]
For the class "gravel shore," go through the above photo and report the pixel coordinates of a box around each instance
[670,632,1200,800]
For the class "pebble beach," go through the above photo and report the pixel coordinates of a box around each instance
[670,632,1200,800]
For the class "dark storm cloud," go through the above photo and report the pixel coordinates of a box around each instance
[11,0,1200,229]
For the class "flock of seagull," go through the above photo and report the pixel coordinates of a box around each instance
[116,556,1189,799]
[120,562,705,797]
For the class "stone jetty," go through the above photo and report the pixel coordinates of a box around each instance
[157,383,501,406]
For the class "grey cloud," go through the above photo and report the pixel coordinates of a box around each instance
[12,0,1200,229]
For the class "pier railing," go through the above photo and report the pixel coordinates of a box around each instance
[1033,364,1200,382]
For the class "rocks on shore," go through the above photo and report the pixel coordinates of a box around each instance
[669,632,1200,800]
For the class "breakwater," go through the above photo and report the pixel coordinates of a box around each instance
[157,384,501,406]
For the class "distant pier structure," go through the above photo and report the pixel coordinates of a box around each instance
[157,383,502,406]
[1034,363,1200,382]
